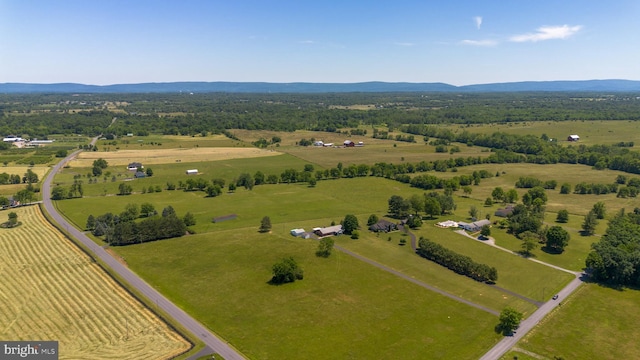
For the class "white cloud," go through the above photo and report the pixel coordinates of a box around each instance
[298,40,315,44]
[461,39,497,47]
[474,16,482,30]
[394,42,414,47]
[510,25,583,42]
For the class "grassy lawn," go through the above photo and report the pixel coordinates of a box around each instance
[410,224,575,303]
[514,283,640,359]
[114,227,502,360]
[334,228,537,314]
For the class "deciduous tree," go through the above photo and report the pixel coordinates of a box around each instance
[259,216,272,233]
[497,307,523,335]
[271,257,303,284]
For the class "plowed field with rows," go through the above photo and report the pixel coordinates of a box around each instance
[0,206,190,359]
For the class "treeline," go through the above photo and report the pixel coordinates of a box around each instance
[417,237,498,283]
[88,204,190,246]
[403,125,640,176]
[4,92,640,138]
[586,209,640,286]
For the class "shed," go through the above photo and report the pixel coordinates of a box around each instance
[568,134,580,142]
[343,140,355,147]
[186,169,198,175]
[290,228,305,237]
[134,171,146,178]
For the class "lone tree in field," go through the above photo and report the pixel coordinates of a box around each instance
[316,237,335,257]
[582,211,598,236]
[259,216,272,233]
[270,257,303,284]
[546,226,570,253]
[497,307,523,335]
[556,209,569,223]
[7,212,18,228]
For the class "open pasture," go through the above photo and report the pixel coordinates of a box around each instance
[70,146,281,167]
[436,120,640,146]
[97,134,241,150]
[432,163,640,216]
[0,206,190,359]
[514,283,640,359]
[114,226,502,360]
[410,224,575,302]
[55,153,308,197]
[333,227,538,314]
[231,128,490,167]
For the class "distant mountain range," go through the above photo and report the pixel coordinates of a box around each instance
[1,80,640,93]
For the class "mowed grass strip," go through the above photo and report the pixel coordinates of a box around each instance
[114,227,502,360]
[71,146,281,167]
[515,283,640,359]
[0,206,190,359]
[333,228,538,314]
[410,225,575,302]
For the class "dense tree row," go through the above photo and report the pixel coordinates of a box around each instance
[417,237,498,283]
[388,192,456,219]
[88,204,189,246]
[586,209,640,285]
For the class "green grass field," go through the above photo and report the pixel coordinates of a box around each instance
[434,120,640,146]
[114,226,502,360]
[513,283,640,359]
[45,125,640,359]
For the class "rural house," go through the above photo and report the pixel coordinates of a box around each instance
[567,134,580,142]
[313,225,343,237]
[343,140,355,147]
[458,219,491,232]
[368,219,398,233]
[494,205,515,218]
[134,171,146,178]
[127,162,143,171]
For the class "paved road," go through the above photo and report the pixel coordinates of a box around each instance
[479,273,585,360]
[41,147,245,360]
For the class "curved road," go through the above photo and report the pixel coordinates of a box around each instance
[42,146,245,360]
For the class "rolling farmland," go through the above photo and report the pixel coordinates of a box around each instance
[0,206,190,359]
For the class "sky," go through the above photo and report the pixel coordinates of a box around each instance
[1,0,639,86]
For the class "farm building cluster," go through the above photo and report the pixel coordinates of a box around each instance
[2,135,54,148]
[313,140,364,147]
[290,225,344,239]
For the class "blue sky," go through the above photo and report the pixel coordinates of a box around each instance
[1,0,639,85]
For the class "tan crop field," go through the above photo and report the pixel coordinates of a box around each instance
[71,147,282,167]
[0,206,190,359]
